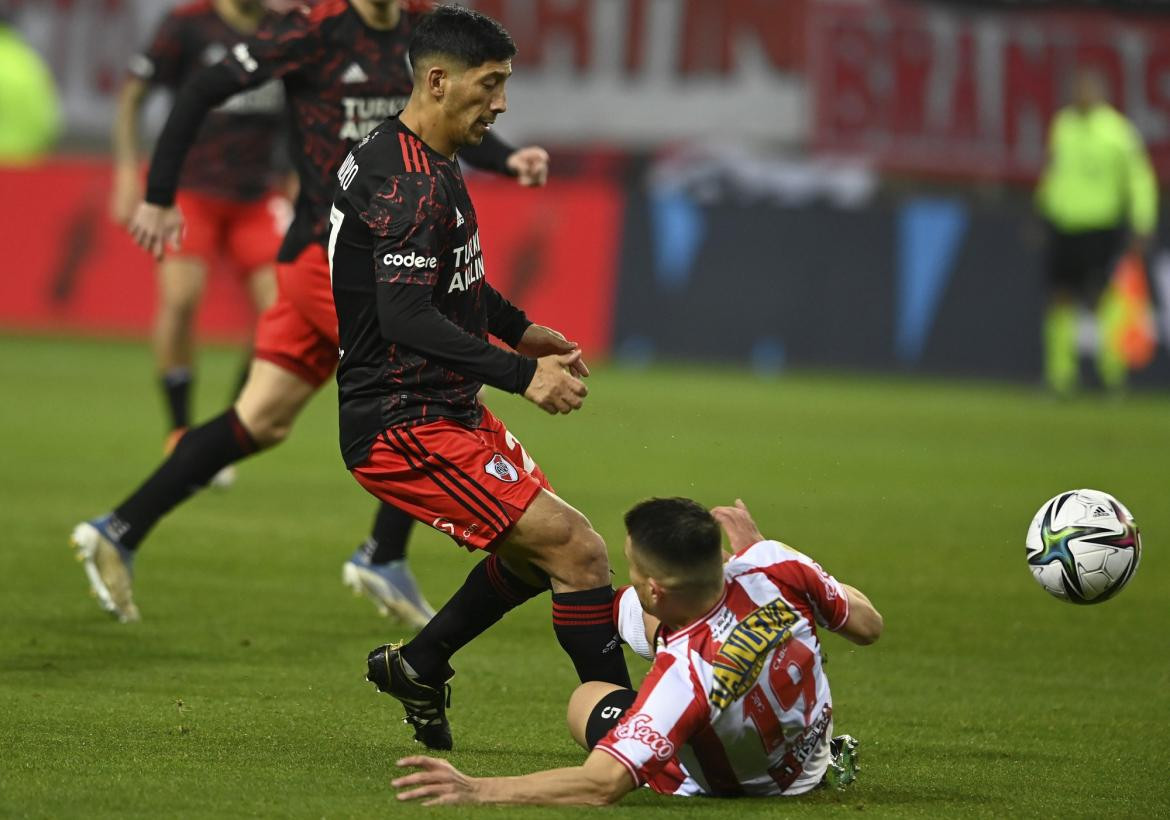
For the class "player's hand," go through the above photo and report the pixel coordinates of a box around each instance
[711,499,765,553]
[128,201,185,261]
[524,350,588,415]
[393,755,480,806]
[516,325,589,377]
[507,146,550,187]
[109,164,141,227]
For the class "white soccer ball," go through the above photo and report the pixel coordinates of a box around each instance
[1025,489,1141,604]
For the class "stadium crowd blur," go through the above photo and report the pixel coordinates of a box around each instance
[3,0,1169,390]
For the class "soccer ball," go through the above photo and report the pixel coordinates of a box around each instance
[1025,489,1141,604]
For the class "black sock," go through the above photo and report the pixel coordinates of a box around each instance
[552,587,631,687]
[366,502,414,563]
[160,367,192,430]
[110,408,259,550]
[401,554,545,685]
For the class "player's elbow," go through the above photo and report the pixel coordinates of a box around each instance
[579,754,634,806]
[840,585,883,645]
[584,774,629,806]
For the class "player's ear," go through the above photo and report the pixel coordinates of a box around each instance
[648,577,665,605]
[424,64,447,99]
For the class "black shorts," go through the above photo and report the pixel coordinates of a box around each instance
[1045,225,1124,300]
[584,688,639,749]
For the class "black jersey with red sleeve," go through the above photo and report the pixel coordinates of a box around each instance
[330,118,537,469]
[130,0,284,201]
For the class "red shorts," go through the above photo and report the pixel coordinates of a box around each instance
[351,405,553,552]
[174,190,287,275]
[252,242,339,387]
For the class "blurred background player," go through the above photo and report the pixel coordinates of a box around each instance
[1035,67,1158,397]
[332,5,629,752]
[391,497,883,805]
[70,0,550,626]
[111,0,287,487]
[0,9,60,164]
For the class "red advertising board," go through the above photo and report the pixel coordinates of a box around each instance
[0,159,622,357]
[0,158,250,340]
[469,174,623,359]
[809,0,1170,181]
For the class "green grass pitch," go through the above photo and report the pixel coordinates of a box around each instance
[1,334,1168,818]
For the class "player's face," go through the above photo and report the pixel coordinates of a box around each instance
[1072,69,1106,109]
[445,60,511,147]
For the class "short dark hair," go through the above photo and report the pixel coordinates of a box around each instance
[409,5,516,74]
[624,498,722,580]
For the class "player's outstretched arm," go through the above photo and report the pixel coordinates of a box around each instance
[836,584,883,646]
[461,131,550,187]
[393,749,633,806]
[143,64,255,199]
[713,499,883,644]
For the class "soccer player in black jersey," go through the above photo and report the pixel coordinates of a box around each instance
[71,0,550,626]
[331,5,630,751]
[112,0,286,480]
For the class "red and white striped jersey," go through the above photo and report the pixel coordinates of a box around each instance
[597,539,850,797]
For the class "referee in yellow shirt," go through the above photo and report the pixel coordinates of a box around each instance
[0,17,59,164]
[1035,68,1157,395]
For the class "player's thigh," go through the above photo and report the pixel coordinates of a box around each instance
[226,195,283,310]
[233,358,318,445]
[569,683,637,750]
[156,256,208,311]
[243,265,278,313]
[496,489,609,592]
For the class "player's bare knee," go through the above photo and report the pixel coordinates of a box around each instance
[245,415,292,448]
[518,506,608,589]
[566,681,621,749]
[559,523,611,590]
[159,295,199,323]
[234,402,295,448]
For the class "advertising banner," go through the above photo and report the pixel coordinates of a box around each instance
[809,0,1170,179]
[0,160,623,357]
